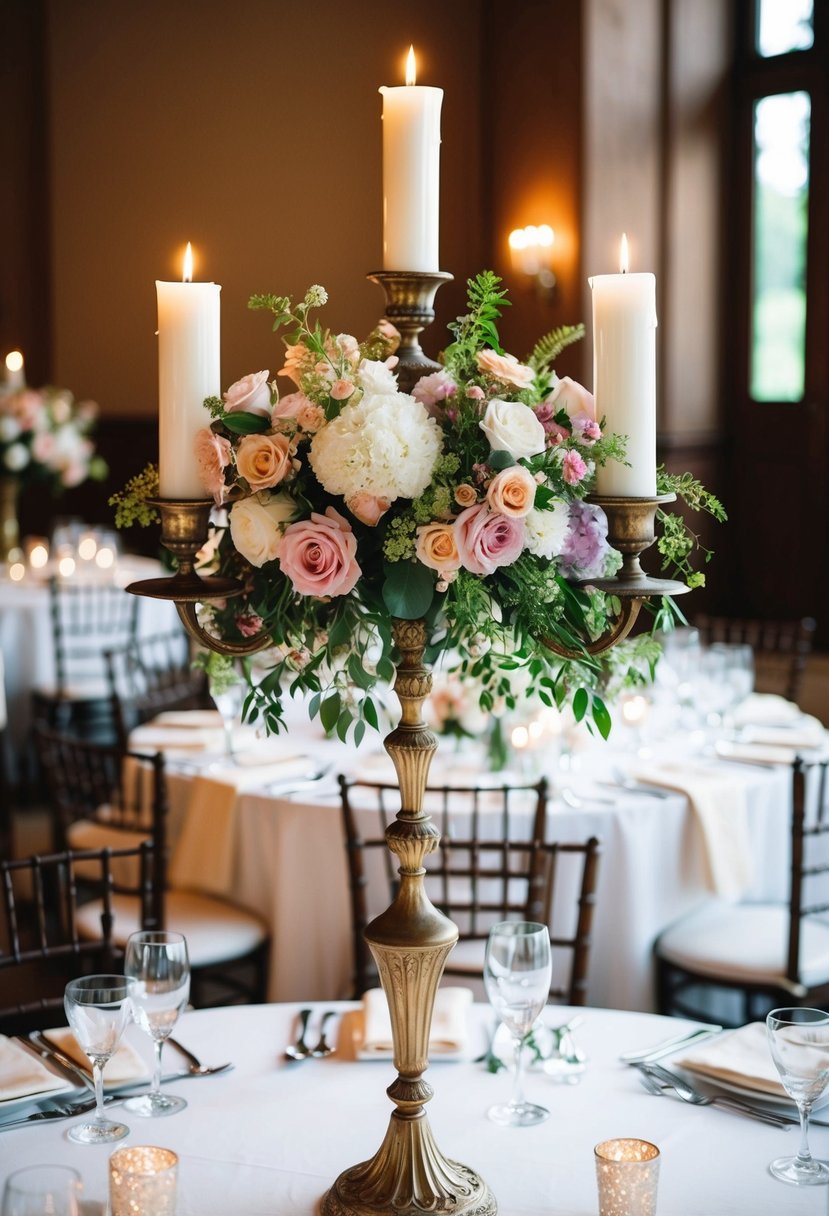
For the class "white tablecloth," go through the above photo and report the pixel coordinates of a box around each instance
[142,703,794,1013]
[1,1002,824,1214]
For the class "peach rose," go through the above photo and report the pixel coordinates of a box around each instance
[454,484,478,508]
[486,465,537,517]
[546,375,596,423]
[194,427,232,505]
[236,433,293,491]
[346,492,391,526]
[415,522,461,575]
[278,507,361,598]
[475,349,535,390]
[223,370,272,418]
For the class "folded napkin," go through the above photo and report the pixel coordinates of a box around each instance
[632,763,752,900]
[357,987,473,1059]
[0,1036,70,1102]
[43,1028,146,1085]
[675,1021,805,1100]
[732,694,801,729]
[740,716,826,750]
[714,740,802,766]
[152,710,224,729]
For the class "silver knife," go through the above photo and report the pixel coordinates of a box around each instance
[0,1094,120,1133]
[619,1024,723,1063]
[28,1031,95,1092]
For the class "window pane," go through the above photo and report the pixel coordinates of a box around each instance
[751,92,810,403]
[756,0,814,57]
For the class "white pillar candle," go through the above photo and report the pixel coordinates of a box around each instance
[379,46,442,272]
[156,243,220,499]
[590,235,657,497]
[4,351,25,390]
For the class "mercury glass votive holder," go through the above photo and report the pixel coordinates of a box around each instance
[109,1145,178,1216]
[594,1138,660,1216]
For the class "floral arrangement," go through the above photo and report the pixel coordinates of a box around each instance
[115,273,723,742]
[0,382,107,491]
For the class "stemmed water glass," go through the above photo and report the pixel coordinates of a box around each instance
[2,1166,83,1216]
[766,1007,829,1185]
[211,674,245,763]
[123,929,191,1117]
[483,921,552,1126]
[63,974,136,1144]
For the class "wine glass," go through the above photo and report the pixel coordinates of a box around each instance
[123,929,191,1117]
[2,1166,82,1216]
[211,675,245,763]
[63,974,136,1144]
[483,921,552,1126]
[766,1007,829,1185]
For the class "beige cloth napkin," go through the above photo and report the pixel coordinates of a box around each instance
[733,694,801,728]
[152,710,224,729]
[0,1036,70,1102]
[714,740,802,766]
[44,1028,146,1084]
[675,1021,806,1100]
[358,987,473,1058]
[633,763,753,900]
[740,717,826,750]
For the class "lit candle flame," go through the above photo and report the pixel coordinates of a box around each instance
[5,351,23,374]
[405,45,417,86]
[619,232,629,274]
[182,241,194,283]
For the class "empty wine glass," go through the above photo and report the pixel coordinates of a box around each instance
[63,974,136,1144]
[766,1007,829,1185]
[123,929,191,1117]
[210,673,245,763]
[2,1166,82,1216]
[483,921,552,1126]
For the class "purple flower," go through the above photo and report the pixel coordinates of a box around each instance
[559,501,611,579]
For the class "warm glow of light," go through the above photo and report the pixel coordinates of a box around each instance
[5,351,23,374]
[29,543,49,569]
[58,555,76,578]
[78,536,98,561]
[619,232,630,274]
[528,719,544,741]
[509,228,529,251]
[8,562,25,582]
[95,546,115,569]
[405,45,417,86]
[621,694,649,725]
[537,224,555,248]
[182,241,194,283]
[511,725,529,750]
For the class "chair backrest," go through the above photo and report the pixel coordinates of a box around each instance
[105,629,209,748]
[0,840,159,1034]
[340,776,601,1004]
[48,577,139,697]
[694,614,816,703]
[788,756,829,992]
[34,724,168,923]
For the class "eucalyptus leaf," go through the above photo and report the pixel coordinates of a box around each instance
[220,412,270,435]
[382,561,435,620]
[320,693,341,734]
[488,449,516,471]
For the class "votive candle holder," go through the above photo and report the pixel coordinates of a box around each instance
[109,1145,178,1215]
[594,1138,660,1216]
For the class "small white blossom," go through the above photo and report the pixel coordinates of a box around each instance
[306,285,328,307]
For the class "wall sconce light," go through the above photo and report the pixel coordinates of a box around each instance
[508,225,556,299]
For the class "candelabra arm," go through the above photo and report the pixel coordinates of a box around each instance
[174,601,275,657]
[543,596,645,659]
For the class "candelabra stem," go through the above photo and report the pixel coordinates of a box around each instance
[321,618,496,1216]
[367,271,453,395]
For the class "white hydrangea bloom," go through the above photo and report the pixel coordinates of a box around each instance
[523,501,571,560]
[357,358,398,396]
[309,391,442,502]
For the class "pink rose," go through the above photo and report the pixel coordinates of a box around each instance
[475,349,535,390]
[454,504,526,575]
[236,613,264,637]
[412,370,458,411]
[346,492,391,526]
[562,450,588,485]
[546,376,596,423]
[278,507,361,598]
[235,433,293,491]
[194,427,232,505]
[223,370,271,418]
[486,465,537,517]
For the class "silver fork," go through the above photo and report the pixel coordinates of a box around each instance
[636,1063,791,1129]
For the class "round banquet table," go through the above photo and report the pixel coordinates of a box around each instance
[1,1002,825,1214]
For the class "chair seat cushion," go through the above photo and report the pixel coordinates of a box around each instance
[656,901,829,989]
[76,890,268,967]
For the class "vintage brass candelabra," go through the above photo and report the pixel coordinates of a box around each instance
[126,270,689,1216]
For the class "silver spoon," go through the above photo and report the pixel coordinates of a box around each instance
[166,1036,233,1075]
[284,1008,313,1060]
[311,1010,337,1057]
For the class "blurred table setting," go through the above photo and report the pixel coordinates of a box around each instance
[1,1000,825,1214]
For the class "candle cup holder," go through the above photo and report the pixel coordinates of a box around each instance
[125,498,273,657]
[542,492,690,658]
[367,270,453,394]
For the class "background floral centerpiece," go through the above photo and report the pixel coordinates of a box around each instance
[0,383,106,491]
[116,272,723,741]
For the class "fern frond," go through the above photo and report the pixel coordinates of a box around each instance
[528,323,585,372]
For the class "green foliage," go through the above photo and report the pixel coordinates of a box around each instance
[443,271,510,379]
[382,560,435,620]
[192,651,240,696]
[528,324,586,373]
[108,464,159,528]
[656,467,727,586]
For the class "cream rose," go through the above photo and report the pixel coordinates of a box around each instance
[486,465,537,517]
[223,370,272,418]
[415,522,462,575]
[546,375,596,423]
[479,398,546,460]
[475,349,535,390]
[236,433,293,491]
[229,493,298,568]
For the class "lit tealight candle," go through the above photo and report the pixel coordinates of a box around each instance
[511,725,529,750]
[95,545,115,570]
[379,46,443,271]
[4,350,25,391]
[156,242,221,499]
[77,532,98,561]
[8,561,25,582]
[620,694,650,727]
[57,553,76,578]
[109,1145,178,1216]
[590,234,657,496]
